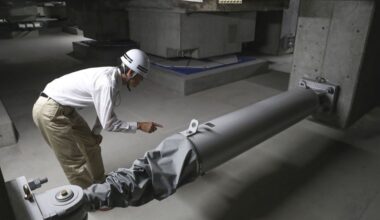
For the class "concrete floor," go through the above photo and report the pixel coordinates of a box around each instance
[1,32,380,220]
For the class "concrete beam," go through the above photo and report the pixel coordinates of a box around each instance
[149,59,269,95]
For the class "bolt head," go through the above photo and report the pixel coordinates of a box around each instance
[327,87,335,94]
[61,190,68,196]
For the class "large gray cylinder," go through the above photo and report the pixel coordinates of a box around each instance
[82,88,321,211]
[187,89,320,172]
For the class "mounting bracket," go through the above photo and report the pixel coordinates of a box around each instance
[180,119,199,137]
[299,77,340,113]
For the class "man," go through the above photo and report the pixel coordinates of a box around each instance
[32,49,162,189]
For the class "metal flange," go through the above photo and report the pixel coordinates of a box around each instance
[299,77,339,113]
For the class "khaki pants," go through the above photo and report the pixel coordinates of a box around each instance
[32,96,105,188]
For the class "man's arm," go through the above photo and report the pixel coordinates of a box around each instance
[93,85,138,133]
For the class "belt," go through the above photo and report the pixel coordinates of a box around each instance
[40,92,49,98]
[40,92,74,115]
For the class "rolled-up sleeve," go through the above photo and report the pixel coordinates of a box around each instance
[92,84,137,133]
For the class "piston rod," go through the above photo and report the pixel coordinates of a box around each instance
[190,88,320,172]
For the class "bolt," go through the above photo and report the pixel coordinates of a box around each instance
[327,87,334,94]
[61,190,68,197]
[23,184,33,201]
[56,188,74,202]
[316,77,326,83]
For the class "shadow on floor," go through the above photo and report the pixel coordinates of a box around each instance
[247,71,290,91]
[199,133,363,220]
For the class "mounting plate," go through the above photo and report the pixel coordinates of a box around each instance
[299,77,340,113]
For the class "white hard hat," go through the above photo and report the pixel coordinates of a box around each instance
[120,49,150,78]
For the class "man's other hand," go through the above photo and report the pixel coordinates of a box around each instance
[92,134,103,145]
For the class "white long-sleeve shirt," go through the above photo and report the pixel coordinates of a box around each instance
[43,66,137,134]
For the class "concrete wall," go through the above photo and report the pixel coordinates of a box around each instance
[119,0,289,12]
[254,11,283,55]
[350,1,380,122]
[289,0,377,128]
[253,0,299,55]
[129,11,181,57]
[65,0,129,41]
[129,11,256,58]
[0,5,37,22]
[180,12,255,58]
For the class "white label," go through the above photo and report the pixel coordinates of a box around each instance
[218,0,242,4]
[183,0,203,2]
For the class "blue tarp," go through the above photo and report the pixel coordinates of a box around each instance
[152,55,256,75]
